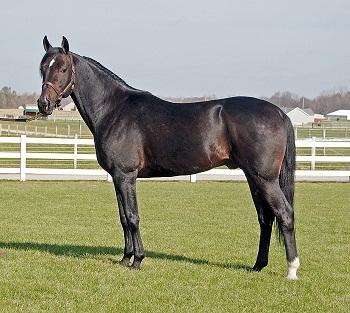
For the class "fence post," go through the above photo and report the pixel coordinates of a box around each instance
[311,136,316,170]
[294,127,297,139]
[190,174,197,183]
[73,134,78,169]
[20,135,27,181]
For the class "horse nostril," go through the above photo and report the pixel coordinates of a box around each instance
[38,97,50,111]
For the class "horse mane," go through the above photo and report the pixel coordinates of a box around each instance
[81,55,137,90]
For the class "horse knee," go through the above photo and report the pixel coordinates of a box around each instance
[119,214,128,227]
[277,209,295,232]
[127,214,140,231]
[259,184,295,231]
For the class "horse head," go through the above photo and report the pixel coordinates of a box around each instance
[37,36,75,115]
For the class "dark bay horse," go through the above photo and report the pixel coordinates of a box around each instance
[37,36,300,279]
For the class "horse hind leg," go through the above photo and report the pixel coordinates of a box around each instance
[246,174,275,272]
[247,174,300,279]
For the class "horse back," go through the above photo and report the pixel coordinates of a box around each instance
[96,93,289,178]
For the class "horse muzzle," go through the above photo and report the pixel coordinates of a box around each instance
[37,96,57,115]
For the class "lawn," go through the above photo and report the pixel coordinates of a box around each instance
[0,181,349,312]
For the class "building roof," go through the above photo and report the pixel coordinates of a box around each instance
[314,113,325,119]
[280,107,314,116]
[326,110,350,117]
[303,108,314,116]
[24,107,39,113]
[23,104,39,113]
[61,102,76,111]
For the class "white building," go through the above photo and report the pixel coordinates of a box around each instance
[281,107,314,125]
[326,110,350,121]
[60,102,76,111]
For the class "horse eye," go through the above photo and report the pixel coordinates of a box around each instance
[61,68,67,73]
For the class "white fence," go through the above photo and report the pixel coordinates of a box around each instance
[0,136,349,182]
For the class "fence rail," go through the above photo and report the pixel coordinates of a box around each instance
[0,136,349,182]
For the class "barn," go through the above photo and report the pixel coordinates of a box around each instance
[59,102,76,111]
[326,110,350,121]
[23,105,39,117]
[280,107,314,125]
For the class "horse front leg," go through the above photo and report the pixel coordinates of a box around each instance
[253,214,274,271]
[114,173,145,270]
[115,191,134,266]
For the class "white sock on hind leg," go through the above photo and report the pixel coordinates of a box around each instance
[286,257,300,280]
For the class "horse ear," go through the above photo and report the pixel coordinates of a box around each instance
[61,36,70,54]
[43,35,52,52]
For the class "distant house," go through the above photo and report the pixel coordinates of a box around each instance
[314,113,325,124]
[280,107,314,125]
[326,110,350,121]
[23,105,39,117]
[59,102,76,111]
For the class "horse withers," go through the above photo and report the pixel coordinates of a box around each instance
[37,36,300,279]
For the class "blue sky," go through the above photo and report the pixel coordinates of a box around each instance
[1,0,349,98]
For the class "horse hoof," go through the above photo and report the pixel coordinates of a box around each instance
[286,274,298,280]
[286,257,300,280]
[119,257,131,267]
[129,259,142,270]
[129,264,140,270]
[251,263,266,272]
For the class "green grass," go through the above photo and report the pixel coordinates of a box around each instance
[0,181,349,312]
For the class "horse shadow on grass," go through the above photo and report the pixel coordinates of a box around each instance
[0,241,252,272]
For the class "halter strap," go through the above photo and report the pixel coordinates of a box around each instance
[42,54,76,100]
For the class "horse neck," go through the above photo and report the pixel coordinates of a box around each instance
[70,54,128,135]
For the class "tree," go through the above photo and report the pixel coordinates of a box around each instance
[0,86,39,109]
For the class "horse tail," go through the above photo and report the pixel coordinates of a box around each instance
[276,116,296,242]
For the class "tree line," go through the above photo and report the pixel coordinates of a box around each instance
[1,85,349,114]
[263,90,350,115]
[0,86,39,109]
[166,90,350,115]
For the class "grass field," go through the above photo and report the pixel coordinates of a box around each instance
[0,181,349,312]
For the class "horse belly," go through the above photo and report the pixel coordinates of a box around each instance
[141,133,231,177]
